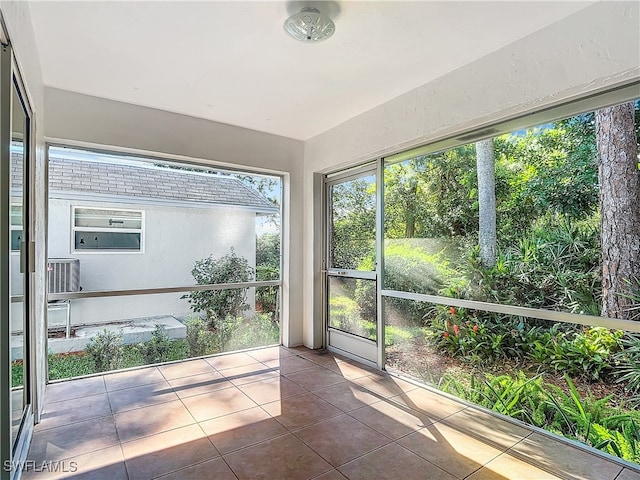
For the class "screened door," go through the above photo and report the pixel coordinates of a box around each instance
[325,166,379,365]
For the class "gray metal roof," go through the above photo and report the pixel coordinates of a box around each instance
[37,154,278,212]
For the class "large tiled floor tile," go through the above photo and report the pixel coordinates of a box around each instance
[246,345,296,363]
[311,470,348,480]
[200,406,288,454]
[262,392,342,430]
[219,362,279,386]
[114,400,195,443]
[181,386,257,422]
[44,376,106,403]
[618,469,640,480]
[338,443,457,480]
[167,370,232,398]
[311,381,381,412]
[295,414,389,467]
[467,452,564,480]
[224,433,333,480]
[154,457,237,480]
[39,393,112,430]
[28,416,119,463]
[352,374,418,398]
[22,445,126,480]
[264,354,318,374]
[397,421,504,478]
[239,376,308,405]
[349,400,434,440]
[325,359,377,380]
[205,352,257,370]
[389,386,466,420]
[26,347,632,480]
[285,367,347,390]
[103,367,165,392]
[121,424,219,480]
[441,407,531,450]
[509,432,624,480]
[108,380,178,413]
[158,358,216,380]
[297,350,342,368]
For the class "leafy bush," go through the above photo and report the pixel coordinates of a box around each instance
[224,313,280,351]
[183,249,254,328]
[84,329,124,372]
[547,327,623,381]
[440,371,640,463]
[613,334,640,405]
[185,317,217,357]
[256,232,280,316]
[137,324,173,364]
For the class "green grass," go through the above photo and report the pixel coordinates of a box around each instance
[11,360,24,388]
[12,318,280,385]
[37,339,189,383]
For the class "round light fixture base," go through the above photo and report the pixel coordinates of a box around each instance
[283,7,335,43]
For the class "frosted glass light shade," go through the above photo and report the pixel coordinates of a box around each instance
[283,7,335,43]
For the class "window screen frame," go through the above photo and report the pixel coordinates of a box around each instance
[71,205,145,253]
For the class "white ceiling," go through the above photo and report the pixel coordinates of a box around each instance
[28,1,593,140]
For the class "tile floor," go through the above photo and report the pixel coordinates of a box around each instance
[21,346,640,480]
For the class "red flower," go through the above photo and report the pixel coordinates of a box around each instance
[442,331,449,338]
[449,307,456,315]
[473,325,479,333]
[453,325,460,336]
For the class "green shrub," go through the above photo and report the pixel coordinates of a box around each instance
[185,317,217,357]
[182,249,254,329]
[440,371,640,463]
[137,324,172,364]
[613,334,640,405]
[224,313,280,351]
[547,327,623,381]
[84,329,124,372]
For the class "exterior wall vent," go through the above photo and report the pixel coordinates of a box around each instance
[48,258,80,294]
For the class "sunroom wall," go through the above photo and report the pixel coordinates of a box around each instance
[43,88,305,348]
[302,1,640,348]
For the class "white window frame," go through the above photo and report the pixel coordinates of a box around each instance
[71,205,145,254]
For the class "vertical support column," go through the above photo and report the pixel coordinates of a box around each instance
[376,158,385,370]
[0,39,12,480]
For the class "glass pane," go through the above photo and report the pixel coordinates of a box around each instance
[328,276,376,340]
[11,229,22,251]
[74,208,142,229]
[47,145,282,377]
[75,231,141,250]
[10,83,27,451]
[10,204,22,226]
[383,104,640,318]
[383,296,639,464]
[43,288,280,379]
[329,174,376,270]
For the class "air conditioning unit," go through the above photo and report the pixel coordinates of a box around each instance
[48,258,80,294]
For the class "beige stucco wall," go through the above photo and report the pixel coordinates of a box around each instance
[302,1,640,347]
[48,198,258,326]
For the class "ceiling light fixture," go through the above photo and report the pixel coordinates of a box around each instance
[283,7,335,43]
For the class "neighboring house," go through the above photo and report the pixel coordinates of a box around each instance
[14,148,278,328]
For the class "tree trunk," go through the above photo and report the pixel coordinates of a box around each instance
[405,184,417,238]
[475,139,497,267]
[596,102,640,319]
